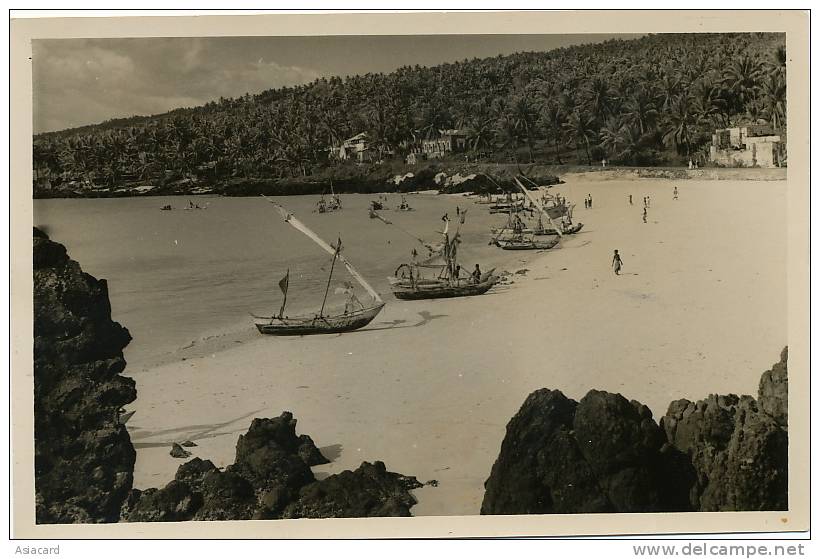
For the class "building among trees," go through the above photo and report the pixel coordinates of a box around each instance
[710,124,785,168]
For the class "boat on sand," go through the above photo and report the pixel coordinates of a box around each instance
[253,196,384,335]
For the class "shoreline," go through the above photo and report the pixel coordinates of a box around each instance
[33,166,786,199]
[127,176,787,516]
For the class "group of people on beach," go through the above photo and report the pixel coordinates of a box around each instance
[584,194,593,208]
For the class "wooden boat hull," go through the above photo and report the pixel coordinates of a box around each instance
[255,304,384,335]
[499,237,560,250]
[392,277,496,300]
[533,222,584,236]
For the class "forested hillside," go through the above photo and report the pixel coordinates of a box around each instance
[33,32,786,193]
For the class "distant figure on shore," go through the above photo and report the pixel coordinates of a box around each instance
[612,250,623,275]
[688,159,693,170]
[587,194,593,208]
[629,194,633,205]
[602,158,607,168]
[642,207,648,223]
[456,206,460,216]
[673,186,679,200]
[472,264,482,283]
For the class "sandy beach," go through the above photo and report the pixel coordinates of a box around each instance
[127,174,787,516]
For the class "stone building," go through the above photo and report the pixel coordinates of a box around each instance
[710,124,785,168]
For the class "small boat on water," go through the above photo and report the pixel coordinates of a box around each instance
[253,196,384,335]
[160,204,173,211]
[396,195,414,211]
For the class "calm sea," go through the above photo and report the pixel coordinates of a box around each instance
[34,193,527,371]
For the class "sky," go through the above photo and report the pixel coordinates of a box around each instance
[32,34,642,134]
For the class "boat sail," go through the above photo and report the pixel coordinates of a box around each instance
[253,195,384,335]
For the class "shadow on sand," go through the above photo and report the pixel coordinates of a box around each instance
[131,408,266,448]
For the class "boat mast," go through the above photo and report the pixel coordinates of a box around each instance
[514,177,563,238]
[319,243,340,317]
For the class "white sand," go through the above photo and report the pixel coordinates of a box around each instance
[128,176,787,516]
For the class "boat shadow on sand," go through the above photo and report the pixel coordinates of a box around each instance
[340,309,448,335]
[130,408,266,448]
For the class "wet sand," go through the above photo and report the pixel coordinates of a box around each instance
[128,175,787,516]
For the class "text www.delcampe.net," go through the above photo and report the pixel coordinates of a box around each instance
[632,543,807,557]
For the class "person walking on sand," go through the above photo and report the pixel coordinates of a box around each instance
[642,207,648,223]
[673,186,679,200]
[612,250,623,275]
[588,194,593,208]
[629,194,633,205]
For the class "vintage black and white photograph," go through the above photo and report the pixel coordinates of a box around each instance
[12,10,810,539]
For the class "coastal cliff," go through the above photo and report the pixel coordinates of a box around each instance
[481,349,788,514]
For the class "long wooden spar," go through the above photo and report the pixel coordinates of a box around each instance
[261,195,383,305]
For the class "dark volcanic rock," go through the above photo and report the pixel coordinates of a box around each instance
[483,348,787,514]
[282,461,422,519]
[759,347,788,427]
[34,228,137,524]
[481,389,612,514]
[229,412,319,493]
[481,389,694,515]
[126,481,202,522]
[662,351,788,511]
[128,412,421,521]
[170,443,192,459]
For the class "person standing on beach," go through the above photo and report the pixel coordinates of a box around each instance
[612,250,623,275]
[629,194,633,205]
[588,194,593,208]
[642,207,648,223]
[673,186,678,200]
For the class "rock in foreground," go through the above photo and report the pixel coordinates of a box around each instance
[34,227,137,524]
[126,412,421,521]
[480,389,694,514]
[662,349,788,511]
[482,349,787,514]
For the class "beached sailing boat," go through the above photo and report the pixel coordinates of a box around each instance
[253,196,384,335]
[382,211,497,300]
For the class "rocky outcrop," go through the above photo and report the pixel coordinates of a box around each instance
[482,349,787,514]
[480,389,694,514]
[661,350,788,511]
[759,347,788,427]
[125,412,421,521]
[34,227,137,524]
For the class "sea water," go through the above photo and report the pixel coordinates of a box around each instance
[34,193,531,371]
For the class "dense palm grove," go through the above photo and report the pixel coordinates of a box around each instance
[33,33,786,192]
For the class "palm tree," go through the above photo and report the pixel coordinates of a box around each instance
[564,110,597,165]
[663,95,697,156]
[722,55,763,114]
[761,72,786,132]
[538,102,566,164]
[624,86,658,134]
